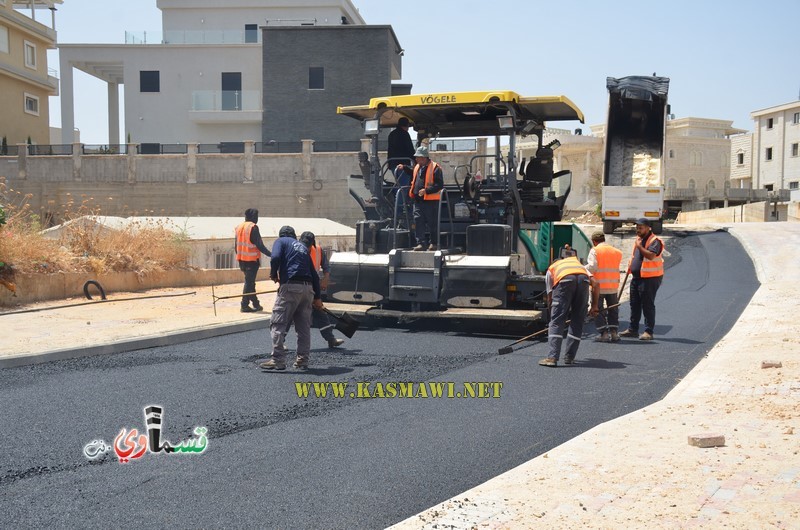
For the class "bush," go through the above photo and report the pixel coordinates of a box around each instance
[0,182,191,275]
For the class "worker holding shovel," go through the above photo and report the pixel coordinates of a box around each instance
[538,248,598,368]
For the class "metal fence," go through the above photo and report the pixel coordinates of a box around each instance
[0,145,20,156]
[198,142,246,154]
[27,144,73,156]
[137,143,189,155]
[313,140,362,153]
[82,144,129,155]
[255,141,303,154]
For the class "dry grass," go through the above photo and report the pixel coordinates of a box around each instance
[0,182,191,276]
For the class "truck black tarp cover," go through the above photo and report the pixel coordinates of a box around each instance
[606,76,670,101]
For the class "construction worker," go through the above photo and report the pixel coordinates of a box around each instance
[408,145,444,251]
[619,218,664,341]
[260,226,323,371]
[586,231,623,342]
[234,208,272,313]
[299,231,345,348]
[387,117,415,172]
[539,248,598,367]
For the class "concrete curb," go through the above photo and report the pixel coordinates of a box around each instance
[0,316,270,369]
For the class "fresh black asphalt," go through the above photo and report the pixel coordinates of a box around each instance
[0,229,759,528]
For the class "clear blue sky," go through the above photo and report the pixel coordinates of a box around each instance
[46,0,800,144]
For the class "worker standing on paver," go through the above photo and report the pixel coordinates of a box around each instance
[234,208,272,313]
[539,249,597,367]
[586,231,623,342]
[619,218,664,341]
[299,231,345,349]
[260,226,323,371]
[408,145,444,251]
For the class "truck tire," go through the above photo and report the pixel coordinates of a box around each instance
[602,220,616,235]
[651,220,663,235]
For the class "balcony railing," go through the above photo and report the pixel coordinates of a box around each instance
[125,29,261,45]
[191,90,261,112]
[665,187,790,202]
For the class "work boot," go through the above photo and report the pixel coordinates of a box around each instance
[594,332,610,343]
[610,331,620,342]
[538,357,557,367]
[293,359,309,370]
[252,304,264,312]
[428,244,438,251]
[259,359,286,370]
[413,244,425,251]
[618,329,638,338]
[639,331,653,341]
[327,338,345,348]
[241,306,257,313]
[563,356,576,365]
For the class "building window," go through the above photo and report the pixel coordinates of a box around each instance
[737,152,744,165]
[244,24,258,43]
[668,149,675,159]
[789,181,799,190]
[24,41,37,69]
[765,147,773,161]
[764,184,773,191]
[24,93,40,116]
[792,143,799,157]
[690,151,703,167]
[707,179,716,190]
[766,118,774,130]
[0,25,8,55]
[794,112,800,125]
[140,71,160,92]
[688,179,696,189]
[309,67,324,90]
[667,178,677,189]
[214,252,235,269]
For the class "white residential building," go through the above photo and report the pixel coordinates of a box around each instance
[57,0,365,145]
[750,101,800,192]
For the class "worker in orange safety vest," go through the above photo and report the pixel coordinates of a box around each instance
[619,218,664,341]
[586,231,624,342]
[234,208,272,313]
[538,247,598,368]
[300,231,345,348]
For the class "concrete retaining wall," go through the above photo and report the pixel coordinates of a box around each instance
[0,268,271,307]
[1,146,475,228]
[676,201,769,223]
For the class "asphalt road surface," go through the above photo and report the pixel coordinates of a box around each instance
[0,229,758,528]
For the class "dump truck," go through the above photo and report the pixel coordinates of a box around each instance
[325,91,592,332]
[600,76,670,235]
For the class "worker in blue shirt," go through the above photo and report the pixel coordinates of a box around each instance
[259,226,323,371]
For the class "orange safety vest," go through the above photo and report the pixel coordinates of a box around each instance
[235,221,260,262]
[593,243,623,294]
[547,256,587,288]
[408,161,442,201]
[309,245,323,273]
[629,232,664,278]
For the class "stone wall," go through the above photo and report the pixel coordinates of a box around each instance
[1,143,475,228]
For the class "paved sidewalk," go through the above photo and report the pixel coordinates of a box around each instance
[391,223,800,529]
[0,282,277,368]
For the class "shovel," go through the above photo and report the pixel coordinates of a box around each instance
[322,307,360,338]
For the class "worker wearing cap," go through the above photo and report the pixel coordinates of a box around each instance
[586,231,623,342]
[619,219,664,341]
[387,117,415,172]
[408,145,444,251]
[234,208,272,313]
[539,248,598,367]
[260,226,323,371]
[299,231,345,349]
